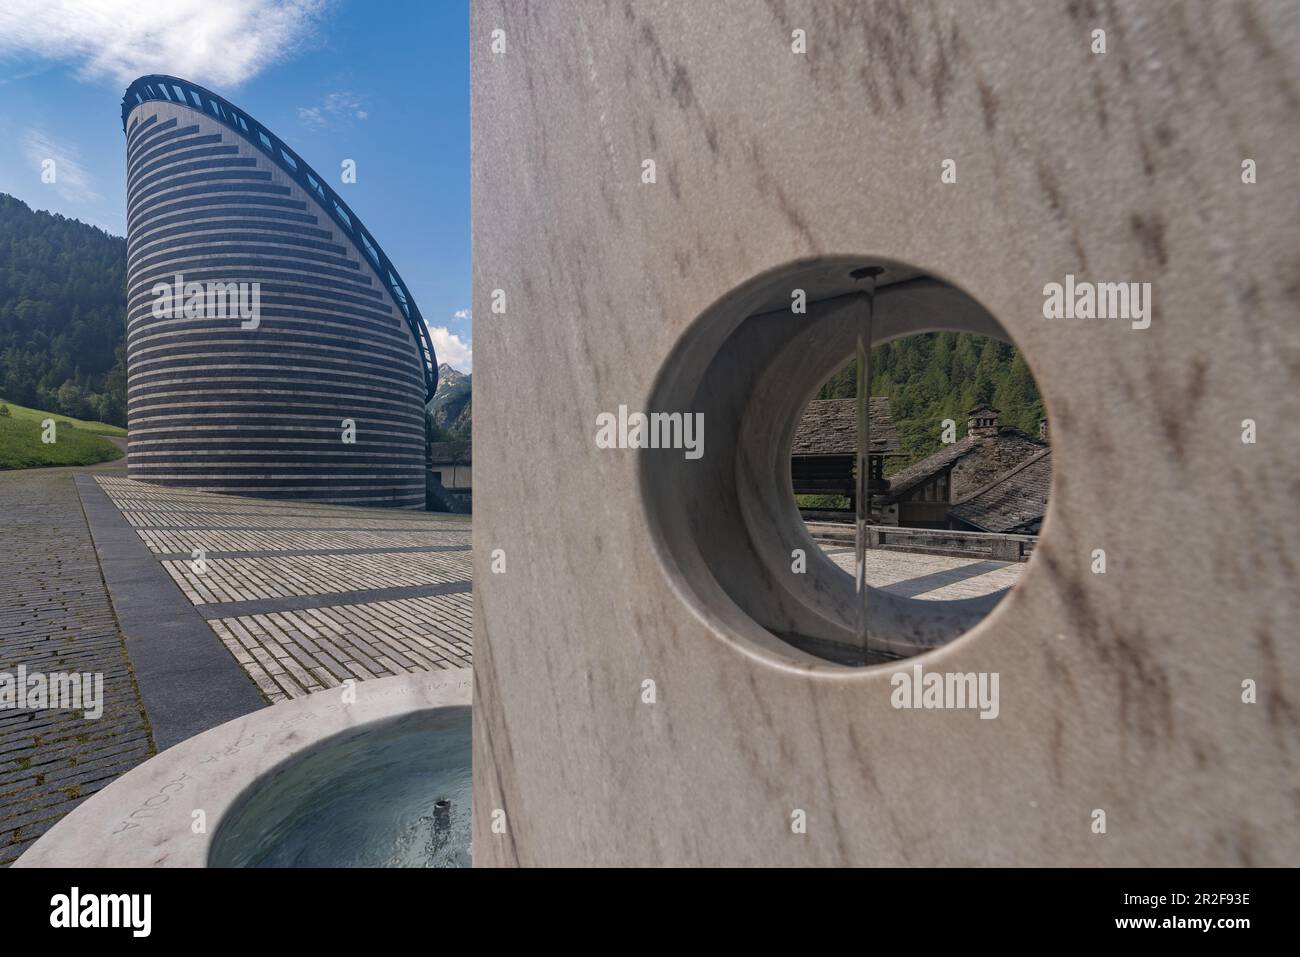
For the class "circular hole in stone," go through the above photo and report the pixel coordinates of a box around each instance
[641,257,1054,668]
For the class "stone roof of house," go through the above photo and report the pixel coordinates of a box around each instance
[791,398,900,456]
[881,426,1044,502]
[881,435,980,500]
[948,447,1053,533]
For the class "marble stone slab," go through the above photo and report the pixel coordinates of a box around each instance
[470,0,1300,865]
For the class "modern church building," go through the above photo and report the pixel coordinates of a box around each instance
[121,75,437,508]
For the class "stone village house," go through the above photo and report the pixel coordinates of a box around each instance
[792,400,1051,533]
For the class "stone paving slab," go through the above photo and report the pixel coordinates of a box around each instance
[95,477,473,705]
[191,581,471,620]
[0,464,154,867]
[820,544,1024,599]
[75,474,266,751]
[161,549,471,604]
[151,543,466,561]
[209,591,473,699]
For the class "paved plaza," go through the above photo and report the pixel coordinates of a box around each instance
[93,476,472,703]
[0,458,152,865]
[1,461,471,866]
[819,544,1023,599]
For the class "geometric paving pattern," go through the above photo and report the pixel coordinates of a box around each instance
[96,476,472,702]
[162,550,470,603]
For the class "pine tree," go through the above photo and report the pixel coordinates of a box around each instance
[802,332,1048,470]
[0,193,127,424]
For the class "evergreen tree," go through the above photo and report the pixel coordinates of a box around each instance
[0,193,127,425]
[806,332,1045,471]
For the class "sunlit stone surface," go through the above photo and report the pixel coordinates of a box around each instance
[471,1,1300,866]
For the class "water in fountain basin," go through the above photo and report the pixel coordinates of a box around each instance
[209,706,472,868]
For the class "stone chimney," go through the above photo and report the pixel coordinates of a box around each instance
[966,403,1000,440]
[1039,417,1049,443]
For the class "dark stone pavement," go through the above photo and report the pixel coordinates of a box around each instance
[0,453,154,866]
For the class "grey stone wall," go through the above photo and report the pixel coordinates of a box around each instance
[125,99,427,508]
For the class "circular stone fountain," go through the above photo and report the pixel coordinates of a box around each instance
[14,670,472,868]
[209,707,471,867]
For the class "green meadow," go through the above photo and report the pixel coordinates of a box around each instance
[0,398,125,470]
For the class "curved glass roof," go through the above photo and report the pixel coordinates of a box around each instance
[122,74,438,401]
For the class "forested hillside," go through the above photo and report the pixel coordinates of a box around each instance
[816,332,1045,472]
[0,194,127,426]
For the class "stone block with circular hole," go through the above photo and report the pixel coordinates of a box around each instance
[471,0,1300,865]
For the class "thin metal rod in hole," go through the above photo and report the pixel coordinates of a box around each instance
[853,269,883,657]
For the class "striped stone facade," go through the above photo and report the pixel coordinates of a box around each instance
[124,96,428,508]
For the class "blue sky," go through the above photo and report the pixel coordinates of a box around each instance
[0,0,472,370]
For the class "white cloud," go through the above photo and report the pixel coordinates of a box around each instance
[23,129,100,204]
[427,325,472,373]
[297,91,368,130]
[0,0,328,89]
[453,308,471,321]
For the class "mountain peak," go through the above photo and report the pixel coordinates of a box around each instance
[429,362,472,434]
